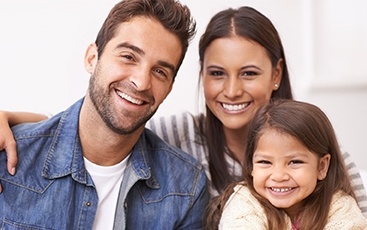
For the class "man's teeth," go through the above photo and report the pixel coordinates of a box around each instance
[222,103,247,111]
[117,92,143,105]
[271,187,293,193]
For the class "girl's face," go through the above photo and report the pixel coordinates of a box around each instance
[201,36,282,132]
[251,129,330,218]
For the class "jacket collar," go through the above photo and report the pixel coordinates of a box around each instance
[42,98,159,189]
[128,131,160,189]
[42,98,93,185]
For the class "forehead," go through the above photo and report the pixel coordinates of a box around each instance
[107,16,183,69]
[204,36,271,67]
[255,129,317,157]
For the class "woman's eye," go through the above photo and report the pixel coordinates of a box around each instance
[209,70,224,77]
[243,71,258,76]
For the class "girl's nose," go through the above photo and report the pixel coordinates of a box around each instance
[270,166,290,181]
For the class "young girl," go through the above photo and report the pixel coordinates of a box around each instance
[206,99,367,229]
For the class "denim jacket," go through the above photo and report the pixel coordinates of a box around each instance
[0,98,209,230]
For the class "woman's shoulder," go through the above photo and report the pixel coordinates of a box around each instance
[146,111,201,129]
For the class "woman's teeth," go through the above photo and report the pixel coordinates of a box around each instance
[222,103,248,111]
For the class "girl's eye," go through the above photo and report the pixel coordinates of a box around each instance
[256,160,271,164]
[289,160,304,165]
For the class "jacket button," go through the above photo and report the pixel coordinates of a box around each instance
[86,202,91,206]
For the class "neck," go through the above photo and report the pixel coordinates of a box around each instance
[78,100,144,166]
[223,127,247,163]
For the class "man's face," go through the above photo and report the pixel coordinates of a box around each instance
[84,16,182,134]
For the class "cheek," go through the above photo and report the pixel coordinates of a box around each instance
[203,77,220,101]
[251,169,264,187]
[247,81,274,102]
[152,83,172,103]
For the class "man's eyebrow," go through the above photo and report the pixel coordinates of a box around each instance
[116,42,145,55]
[116,42,177,74]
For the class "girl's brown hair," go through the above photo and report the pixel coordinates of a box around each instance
[206,99,355,229]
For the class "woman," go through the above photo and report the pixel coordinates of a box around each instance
[1,6,366,214]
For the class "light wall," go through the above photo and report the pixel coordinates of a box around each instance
[1,0,366,170]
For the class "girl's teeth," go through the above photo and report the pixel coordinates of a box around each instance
[271,187,292,192]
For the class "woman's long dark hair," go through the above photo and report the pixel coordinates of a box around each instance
[198,6,293,193]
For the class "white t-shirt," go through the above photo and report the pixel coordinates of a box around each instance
[84,156,129,230]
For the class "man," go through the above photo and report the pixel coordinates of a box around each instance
[0,0,208,229]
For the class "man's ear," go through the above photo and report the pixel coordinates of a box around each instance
[84,43,98,74]
[318,154,331,180]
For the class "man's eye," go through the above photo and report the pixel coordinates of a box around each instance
[122,55,134,61]
[154,69,172,81]
[155,69,166,76]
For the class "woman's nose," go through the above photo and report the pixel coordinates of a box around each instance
[223,76,243,98]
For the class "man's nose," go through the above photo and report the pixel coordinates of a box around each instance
[130,67,152,91]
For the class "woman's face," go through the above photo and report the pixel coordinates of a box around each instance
[202,36,282,131]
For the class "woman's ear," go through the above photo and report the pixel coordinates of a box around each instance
[318,154,331,180]
[272,59,283,90]
[84,43,98,74]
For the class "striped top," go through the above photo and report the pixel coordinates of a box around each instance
[146,111,367,217]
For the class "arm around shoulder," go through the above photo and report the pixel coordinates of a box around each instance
[0,111,48,176]
[0,111,48,127]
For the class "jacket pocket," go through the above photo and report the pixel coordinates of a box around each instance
[1,219,53,230]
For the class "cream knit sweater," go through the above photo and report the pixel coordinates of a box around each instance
[219,184,367,229]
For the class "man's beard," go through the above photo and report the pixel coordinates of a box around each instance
[88,67,157,135]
